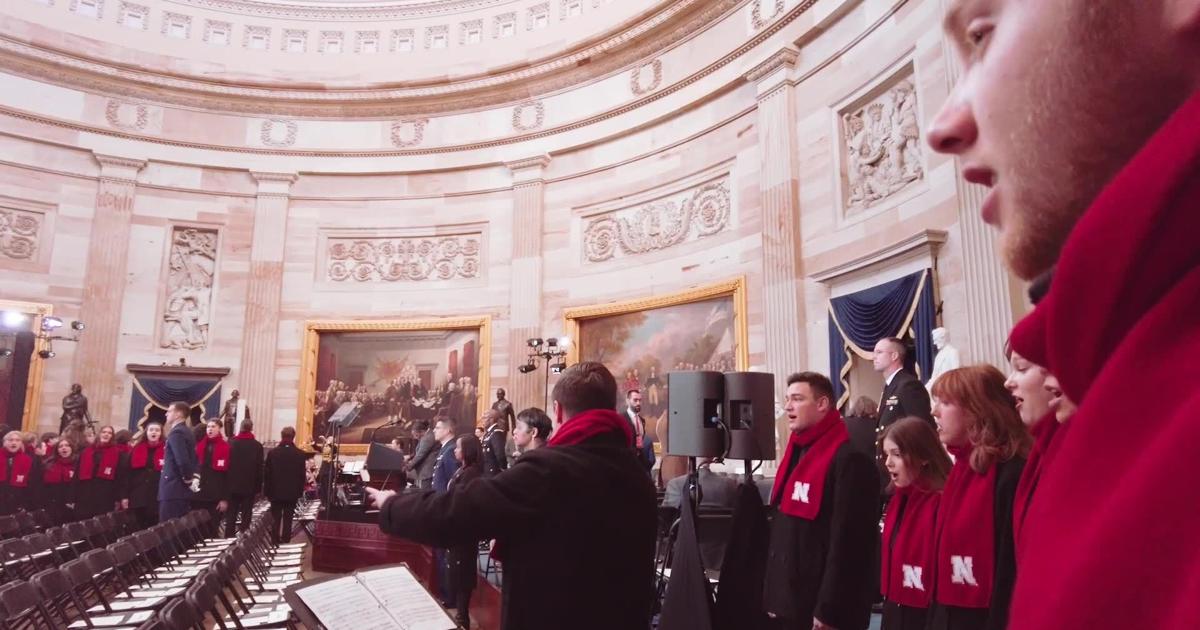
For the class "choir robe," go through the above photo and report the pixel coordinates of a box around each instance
[927,457,1024,630]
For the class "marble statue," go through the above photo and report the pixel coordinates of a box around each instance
[218,389,249,437]
[927,327,962,393]
[60,383,92,432]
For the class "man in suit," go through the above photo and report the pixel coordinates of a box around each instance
[159,401,198,522]
[264,426,307,544]
[625,389,655,473]
[405,420,437,489]
[871,337,933,431]
[480,410,508,476]
[226,418,264,535]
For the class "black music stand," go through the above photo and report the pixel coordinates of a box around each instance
[366,442,408,491]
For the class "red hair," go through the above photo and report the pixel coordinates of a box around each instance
[932,365,1032,473]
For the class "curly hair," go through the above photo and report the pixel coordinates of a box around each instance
[931,365,1032,473]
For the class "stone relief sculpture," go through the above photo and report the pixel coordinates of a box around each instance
[583,177,730,262]
[842,77,924,212]
[0,207,40,261]
[160,227,217,350]
[326,234,482,283]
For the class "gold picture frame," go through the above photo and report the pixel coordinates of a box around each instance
[562,276,750,370]
[0,298,53,433]
[296,316,492,455]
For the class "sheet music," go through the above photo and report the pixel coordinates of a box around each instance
[294,576,403,630]
[357,567,458,630]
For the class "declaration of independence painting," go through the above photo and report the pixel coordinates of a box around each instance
[565,278,748,438]
[297,318,491,453]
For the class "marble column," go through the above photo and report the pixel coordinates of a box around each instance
[746,48,806,392]
[237,172,297,437]
[75,153,145,424]
[505,155,550,412]
[938,22,1015,368]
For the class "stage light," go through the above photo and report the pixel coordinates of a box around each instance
[71,320,86,331]
[41,316,64,332]
[550,362,566,374]
[37,348,55,359]
[518,362,537,374]
[557,336,571,349]
[0,348,12,358]
[545,337,558,348]
[1,311,27,328]
[526,337,543,348]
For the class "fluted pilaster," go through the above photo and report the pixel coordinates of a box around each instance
[747,48,806,391]
[237,172,297,436]
[75,153,145,424]
[505,155,550,411]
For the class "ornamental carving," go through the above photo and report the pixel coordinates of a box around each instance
[390,119,428,148]
[459,20,483,45]
[512,101,545,132]
[260,119,298,147]
[751,0,785,30]
[425,25,448,49]
[105,100,148,131]
[160,226,217,350]
[326,234,482,283]
[583,177,730,262]
[0,208,41,261]
[840,75,924,213]
[630,59,663,96]
[493,12,516,38]
[527,2,549,29]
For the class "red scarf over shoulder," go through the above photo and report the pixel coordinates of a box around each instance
[43,456,76,484]
[130,440,165,471]
[1011,414,1063,554]
[769,409,848,520]
[881,483,940,607]
[79,443,120,481]
[196,435,231,471]
[1006,91,1200,629]
[933,446,995,609]
[547,409,633,448]
[1,451,34,487]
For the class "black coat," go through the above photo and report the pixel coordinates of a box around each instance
[0,451,42,515]
[264,442,307,502]
[122,449,163,510]
[160,422,197,502]
[879,370,933,430]
[482,426,507,476]
[447,464,483,594]
[227,437,264,497]
[76,447,121,518]
[764,442,879,630]
[927,457,1025,630]
[194,442,230,503]
[379,431,657,630]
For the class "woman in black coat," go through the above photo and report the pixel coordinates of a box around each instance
[41,438,79,524]
[447,434,483,628]
[123,421,165,530]
[192,420,231,537]
[76,425,123,519]
[1,430,41,516]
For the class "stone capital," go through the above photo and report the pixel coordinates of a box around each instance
[505,154,552,185]
[250,171,299,196]
[93,153,146,183]
[745,46,799,94]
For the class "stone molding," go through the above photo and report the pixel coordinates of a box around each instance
[324,232,483,283]
[744,46,799,84]
[93,153,146,182]
[165,0,516,21]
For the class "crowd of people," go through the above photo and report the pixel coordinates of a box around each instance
[0,405,314,546]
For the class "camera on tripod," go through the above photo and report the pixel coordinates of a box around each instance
[665,371,776,462]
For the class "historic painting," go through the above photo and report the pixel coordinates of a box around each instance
[564,278,749,437]
[296,317,491,454]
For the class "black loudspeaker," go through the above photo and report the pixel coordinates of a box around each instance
[666,371,725,458]
[724,371,776,460]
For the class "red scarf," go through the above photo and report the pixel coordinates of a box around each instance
[196,435,231,471]
[43,456,76,484]
[547,409,634,448]
[769,410,848,520]
[130,440,165,471]
[235,431,256,441]
[79,443,121,481]
[1,451,34,487]
[1006,91,1200,630]
[933,446,996,609]
[1011,414,1062,553]
[881,484,940,608]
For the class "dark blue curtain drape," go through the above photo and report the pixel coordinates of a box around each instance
[128,375,222,430]
[828,269,936,409]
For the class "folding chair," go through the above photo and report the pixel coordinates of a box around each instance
[0,580,54,629]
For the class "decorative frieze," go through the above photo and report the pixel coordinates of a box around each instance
[839,71,924,214]
[260,119,297,147]
[203,19,232,45]
[750,0,785,30]
[459,20,483,45]
[105,100,149,131]
[162,12,192,39]
[527,2,549,30]
[160,226,217,350]
[425,25,448,49]
[326,234,482,283]
[0,207,41,261]
[583,176,731,262]
[512,101,544,131]
[494,12,516,38]
[390,119,428,148]
[630,59,663,96]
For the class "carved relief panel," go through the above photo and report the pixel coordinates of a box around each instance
[160,226,217,350]
[582,172,731,263]
[838,66,925,215]
[0,196,55,273]
[324,232,482,283]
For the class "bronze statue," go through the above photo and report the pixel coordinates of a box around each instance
[60,383,92,432]
[218,389,249,438]
[491,388,516,433]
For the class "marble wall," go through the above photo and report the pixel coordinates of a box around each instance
[0,0,1024,438]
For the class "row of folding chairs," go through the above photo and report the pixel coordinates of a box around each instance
[0,509,308,630]
[1,510,141,587]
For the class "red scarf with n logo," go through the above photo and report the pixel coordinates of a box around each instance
[882,484,940,607]
[933,446,996,609]
[79,443,121,480]
[770,410,848,520]
[43,456,76,484]
[197,436,230,471]
[1,451,34,487]
[130,440,165,471]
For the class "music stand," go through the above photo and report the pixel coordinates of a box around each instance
[323,401,362,510]
[366,442,408,491]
